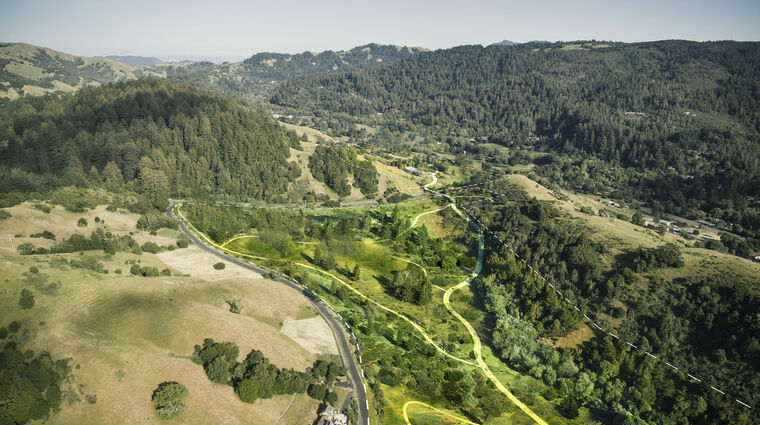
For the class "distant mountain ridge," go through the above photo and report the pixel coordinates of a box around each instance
[492,40,518,46]
[0,42,426,101]
[157,43,427,100]
[98,55,163,67]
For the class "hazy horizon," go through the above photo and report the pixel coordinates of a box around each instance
[2,0,759,63]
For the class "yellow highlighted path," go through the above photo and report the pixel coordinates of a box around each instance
[402,401,478,425]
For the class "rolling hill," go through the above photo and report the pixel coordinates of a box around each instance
[0,43,163,99]
[0,42,426,102]
[155,43,427,100]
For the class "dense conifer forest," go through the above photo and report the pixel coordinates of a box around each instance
[271,41,760,242]
[0,78,302,203]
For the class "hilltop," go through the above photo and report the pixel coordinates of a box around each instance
[98,55,164,66]
[0,42,426,102]
[156,43,427,100]
[0,42,163,99]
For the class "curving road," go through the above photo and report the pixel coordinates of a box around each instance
[165,201,370,425]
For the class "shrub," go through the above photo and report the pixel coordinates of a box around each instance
[17,243,37,255]
[106,205,117,212]
[205,357,232,384]
[325,391,338,406]
[19,288,35,309]
[94,216,100,223]
[114,269,122,274]
[236,379,259,403]
[77,218,88,227]
[30,230,56,240]
[226,299,243,314]
[152,381,189,419]
[176,238,189,248]
[0,209,12,220]
[141,242,161,254]
[213,262,226,270]
[307,384,327,401]
[130,264,141,275]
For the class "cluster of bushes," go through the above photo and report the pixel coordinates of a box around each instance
[628,243,684,272]
[0,209,11,220]
[29,230,55,240]
[191,339,345,406]
[137,212,178,232]
[32,204,51,213]
[389,263,431,305]
[130,264,171,277]
[17,228,186,257]
[17,229,141,256]
[0,325,72,424]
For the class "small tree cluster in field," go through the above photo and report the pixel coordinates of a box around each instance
[33,204,51,213]
[17,229,143,256]
[137,212,178,232]
[30,230,56,240]
[152,381,188,419]
[0,331,72,424]
[213,262,225,270]
[18,288,35,309]
[192,339,345,405]
[130,265,170,277]
[226,299,243,314]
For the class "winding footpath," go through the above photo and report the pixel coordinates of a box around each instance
[171,168,549,425]
[444,202,548,425]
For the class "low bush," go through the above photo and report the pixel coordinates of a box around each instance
[213,262,225,270]
[18,288,35,309]
[30,230,56,240]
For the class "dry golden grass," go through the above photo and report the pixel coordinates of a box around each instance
[281,316,339,355]
[0,203,333,424]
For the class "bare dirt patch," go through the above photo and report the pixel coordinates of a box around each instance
[281,316,339,355]
[157,245,261,281]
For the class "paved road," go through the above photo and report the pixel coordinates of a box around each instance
[165,201,369,425]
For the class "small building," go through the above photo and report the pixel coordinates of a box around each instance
[317,405,349,425]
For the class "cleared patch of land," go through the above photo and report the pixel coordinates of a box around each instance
[281,316,339,355]
[157,245,262,281]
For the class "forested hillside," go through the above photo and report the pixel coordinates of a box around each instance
[465,183,760,424]
[158,43,425,100]
[0,78,302,202]
[271,41,760,245]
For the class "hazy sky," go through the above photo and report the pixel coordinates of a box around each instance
[2,0,759,62]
